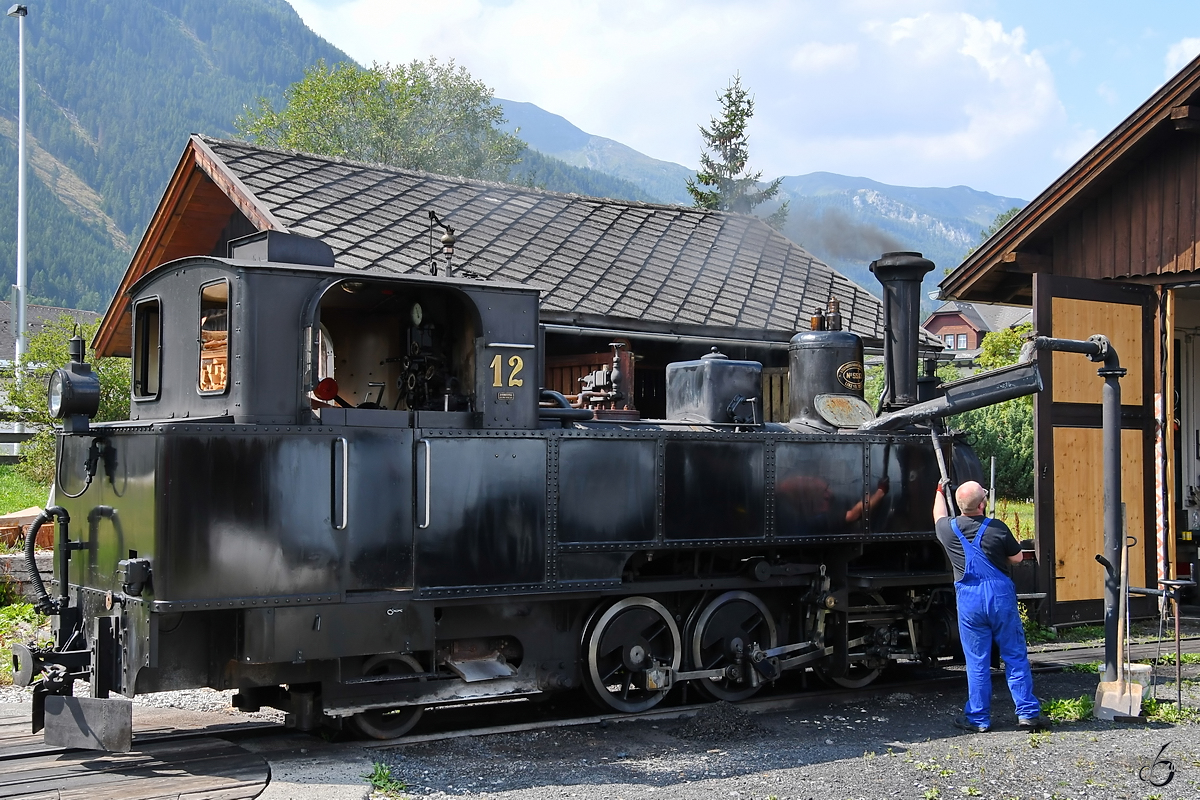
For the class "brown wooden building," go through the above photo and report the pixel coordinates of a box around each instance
[942,54,1200,623]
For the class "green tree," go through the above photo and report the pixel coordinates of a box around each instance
[3,317,130,485]
[945,321,1035,499]
[965,206,1022,259]
[686,75,789,229]
[236,58,527,181]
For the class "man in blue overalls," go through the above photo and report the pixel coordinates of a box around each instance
[933,480,1049,732]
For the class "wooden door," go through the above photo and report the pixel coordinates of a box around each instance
[1032,274,1156,624]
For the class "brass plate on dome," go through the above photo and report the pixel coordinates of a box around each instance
[836,361,864,391]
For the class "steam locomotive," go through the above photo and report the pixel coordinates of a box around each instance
[12,237,1040,749]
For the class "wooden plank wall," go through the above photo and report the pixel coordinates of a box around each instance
[1051,298,1144,405]
[1052,427,1146,602]
[1052,135,1200,280]
[763,368,789,422]
[544,354,610,398]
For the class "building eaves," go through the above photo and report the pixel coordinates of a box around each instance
[940,52,1200,302]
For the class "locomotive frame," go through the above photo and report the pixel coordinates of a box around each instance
[13,238,1032,749]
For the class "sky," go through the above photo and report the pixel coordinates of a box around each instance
[286,1,1200,201]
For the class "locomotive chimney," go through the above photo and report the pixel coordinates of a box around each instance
[870,251,934,410]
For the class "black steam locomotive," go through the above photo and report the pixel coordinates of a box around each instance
[12,237,1040,749]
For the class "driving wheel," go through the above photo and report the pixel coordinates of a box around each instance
[345,654,425,739]
[817,591,887,689]
[689,591,777,702]
[583,596,681,713]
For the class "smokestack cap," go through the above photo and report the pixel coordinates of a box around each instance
[870,251,934,282]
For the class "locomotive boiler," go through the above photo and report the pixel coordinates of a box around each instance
[12,237,1041,749]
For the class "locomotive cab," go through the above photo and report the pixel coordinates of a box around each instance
[125,248,540,429]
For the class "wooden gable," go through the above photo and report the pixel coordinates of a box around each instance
[94,135,286,358]
[941,54,1200,305]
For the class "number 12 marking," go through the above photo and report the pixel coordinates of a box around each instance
[490,354,524,387]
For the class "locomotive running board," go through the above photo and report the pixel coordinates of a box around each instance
[445,655,517,682]
[43,696,132,752]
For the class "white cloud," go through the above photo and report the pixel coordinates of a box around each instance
[1165,37,1200,79]
[789,42,858,73]
[286,1,1085,198]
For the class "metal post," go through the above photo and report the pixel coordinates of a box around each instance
[8,5,26,370]
[1028,334,1125,683]
[989,456,996,518]
[1100,355,1125,683]
[8,5,27,458]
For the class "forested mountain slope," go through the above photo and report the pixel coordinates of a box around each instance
[0,0,348,309]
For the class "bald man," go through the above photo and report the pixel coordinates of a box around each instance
[934,480,1047,733]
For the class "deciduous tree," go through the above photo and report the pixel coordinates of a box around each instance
[237,58,526,181]
[2,317,130,485]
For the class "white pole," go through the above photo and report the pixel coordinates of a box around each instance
[10,5,25,371]
[8,6,27,455]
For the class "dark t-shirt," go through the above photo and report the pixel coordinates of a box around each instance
[934,515,1021,582]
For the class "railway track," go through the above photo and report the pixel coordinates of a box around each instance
[6,640,1199,798]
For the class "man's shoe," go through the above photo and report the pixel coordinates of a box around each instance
[1017,715,1051,731]
[953,715,989,733]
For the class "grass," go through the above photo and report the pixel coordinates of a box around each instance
[1044,695,1092,722]
[993,498,1034,541]
[363,762,407,798]
[0,465,48,517]
[1054,624,1106,643]
[1142,697,1200,723]
[1141,652,1200,666]
[0,602,50,686]
[1063,661,1101,674]
[1019,601,1057,643]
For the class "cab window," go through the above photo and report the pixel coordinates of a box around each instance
[198,281,229,394]
[133,298,161,399]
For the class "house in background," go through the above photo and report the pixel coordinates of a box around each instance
[922,301,1030,368]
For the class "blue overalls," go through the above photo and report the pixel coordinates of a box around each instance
[950,517,1041,727]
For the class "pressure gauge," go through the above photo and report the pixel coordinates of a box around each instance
[410,302,423,326]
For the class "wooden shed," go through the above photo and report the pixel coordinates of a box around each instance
[941,54,1200,624]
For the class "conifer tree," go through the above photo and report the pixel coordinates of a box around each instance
[686,75,788,229]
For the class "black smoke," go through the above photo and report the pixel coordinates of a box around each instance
[787,206,906,262]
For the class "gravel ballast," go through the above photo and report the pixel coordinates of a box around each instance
[4,668,1200,799]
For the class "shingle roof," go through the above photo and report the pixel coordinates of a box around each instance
[0,303,99,359]
[925,300,1029,333]
[200,136,896,344]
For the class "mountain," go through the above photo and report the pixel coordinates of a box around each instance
[772,174,1026,303]
[0,0,1023,317]
[499,100,695,205]
[0,0,348,310]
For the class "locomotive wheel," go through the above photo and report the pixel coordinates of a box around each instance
[689,591,777,702]
[583,596,681,714]
[817,592,887,690]
[345,654,425,740]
